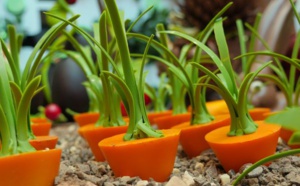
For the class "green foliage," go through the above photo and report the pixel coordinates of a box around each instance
[0,15,79,156]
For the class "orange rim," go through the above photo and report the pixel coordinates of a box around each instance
[99,129,180,182]
[79,124,128,161]
[249,107,271,121]
[147,110,173,124]
[205,121,281,172]
[153,113,191,129]
[31,117,49,123]
[0,148,61,186]
[31,122,52,136]
[172,115,230,158]
[29,136,58,150]
[73,112,100,127]
[188,100,229,115]
[123,117,130,122]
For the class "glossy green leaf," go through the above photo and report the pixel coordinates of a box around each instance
[127,33,180,67]
[265,107,300,131]
[0,39,20,83]
[214,18,238,97]
[126,6,154,33]
[290,0,300,24]
[86,75,104,114]
[16,76,41,141]
[102,71,136,140]
[45,12,123,77]
[0,105,16,156]
[10,82,22,107]
[257,74,291,106]
[238,62,271,112]
[62,31,96,74]
[22,15,80,89]
[160,30,234,95]
[237,51,300,71]
[236,19,247,73]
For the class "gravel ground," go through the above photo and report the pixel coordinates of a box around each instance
[51,123,300,186]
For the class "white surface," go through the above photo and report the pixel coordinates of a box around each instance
[2,0,174,36]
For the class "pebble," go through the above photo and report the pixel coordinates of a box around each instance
[70,146,78,154]
[227,169,236,178]
[248,166,263,178]
[205,163,218,178]
[281,164,297,174]
[219,174,230,185]
[194,162,205,173]
[194,175,207,185]
[182,171,195,186]
[245,178,259,185]
[165,176,187,186]
[75,163,91,174]
[103,182,114,186]
[120,176,131,183]
[239,163,252,173]
[269,162,280,170]
[67,125,76,132]
[172,168,181,174]
[76,172,101,184]
[286,171,296,180]
[259,172,274,185]
[135,180,149,186]
[291,175,300,185]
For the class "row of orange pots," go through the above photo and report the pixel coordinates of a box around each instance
[30,117,58,150]
[73,100,285,181]
[31,118,52,136]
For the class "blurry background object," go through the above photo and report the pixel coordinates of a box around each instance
[248,0,297,111]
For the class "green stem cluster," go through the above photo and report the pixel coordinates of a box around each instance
[155,24,187,115]
[104,0,162,140]
[162,17,270,136]
[129,3,234,126]
[144,72,170,112]
[0,16,79,156]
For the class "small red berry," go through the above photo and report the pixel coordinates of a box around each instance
[66,0,76,5]
[144,93,151,105]
[120,102,128,116]
[45,104,62,120]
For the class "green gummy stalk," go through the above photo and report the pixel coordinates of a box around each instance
[104,0,142,122]
[104,0,162,140]
[156,24,187,115]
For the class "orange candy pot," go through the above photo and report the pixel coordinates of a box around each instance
[0,149,61,186]
[99,129,180,182]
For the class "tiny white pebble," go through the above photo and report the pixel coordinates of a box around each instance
[68,125,76,132]
[135,180,149,186]
[219,174,230,185]
[182,171,195,186]
[172,168,181,174]
[194,162,204,170]
[70,146,77,153]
